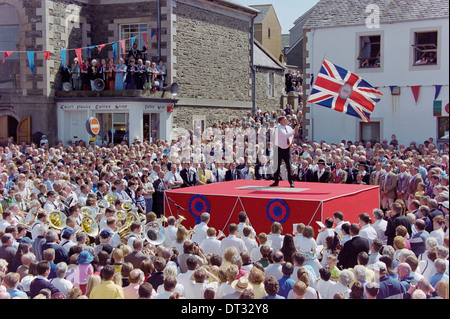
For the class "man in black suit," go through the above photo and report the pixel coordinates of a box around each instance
[297,159,314,182]
[29,261,60,298]
[312,159,330,183]
[225,162,241,181]
[180,162,197,187]
[385,201,412,246]
[337,223,370,270]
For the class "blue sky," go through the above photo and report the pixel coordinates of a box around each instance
[238,0,319,33]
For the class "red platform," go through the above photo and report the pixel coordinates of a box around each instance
[164,180,380,235]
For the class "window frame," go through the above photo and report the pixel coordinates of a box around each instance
[355,30,384,73]
[409,26,441,71]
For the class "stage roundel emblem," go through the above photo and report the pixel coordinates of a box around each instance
[188,194,210,222]
[266,199,290,224]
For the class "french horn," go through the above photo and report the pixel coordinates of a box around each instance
[78,215,99,237]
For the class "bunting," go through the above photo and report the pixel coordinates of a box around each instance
[2,51,15,63]
[43,51,51,60]
[111,42,117,60]
[142,33,148,49]
[410,85,421,104]
[97,44,106,54]
[27,51,35,73]
[119,39,126,58]
[74,48,82,65]
[60,49,67,70]
[434,85,442,100]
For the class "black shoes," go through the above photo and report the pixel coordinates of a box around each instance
[270,182,279,187]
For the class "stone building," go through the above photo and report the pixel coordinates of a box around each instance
[0,0,285,146]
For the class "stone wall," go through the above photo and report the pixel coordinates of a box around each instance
[254,68,284,112]
[173,1,252,102]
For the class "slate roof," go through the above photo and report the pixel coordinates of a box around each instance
[303,0,449,29]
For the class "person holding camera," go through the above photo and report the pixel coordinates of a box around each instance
[177,239,207,274]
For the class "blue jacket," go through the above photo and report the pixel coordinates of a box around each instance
[377,275,406,299]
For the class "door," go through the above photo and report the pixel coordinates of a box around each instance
[0,115,7,146]
[360,121,380,144]
[0,115,19,146]
[16,116,31,145]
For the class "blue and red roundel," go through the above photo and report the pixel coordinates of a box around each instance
[188,195,210,221]
[266,199,290,224]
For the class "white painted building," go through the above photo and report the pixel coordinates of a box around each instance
[303,0,449,148]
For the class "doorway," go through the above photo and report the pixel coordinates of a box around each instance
[0,115,30,147]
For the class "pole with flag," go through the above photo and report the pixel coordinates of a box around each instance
[306,59,383,122]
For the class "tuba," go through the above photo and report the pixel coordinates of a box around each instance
[144,221,166,246]
[48,210,67,230]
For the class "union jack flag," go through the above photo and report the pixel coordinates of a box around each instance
[307,59,383,122]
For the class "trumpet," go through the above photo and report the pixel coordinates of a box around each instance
[156,215,168,225]
[187,227,196,238]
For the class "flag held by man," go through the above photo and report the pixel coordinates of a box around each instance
[307,59,383,122]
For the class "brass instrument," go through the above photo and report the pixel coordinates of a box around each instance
[187,227,196,238]
[156,215,168,225]
[105,193,118,205]
[81,206,97,219]
[143,221,166,246]
[77,215,99,237]
[175,215,186,228]
[97,199,109,210]
[114,210,126,221]
[122,202,133,211]
[48,210,67,230]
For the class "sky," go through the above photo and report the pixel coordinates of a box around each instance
[237,0,320,33]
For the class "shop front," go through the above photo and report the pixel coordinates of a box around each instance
[56,98,176,146]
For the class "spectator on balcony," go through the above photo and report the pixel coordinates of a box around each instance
[105,58,115,91]
[70,57,82,91]
[114,58,127,91]
[125,59,138,90]
[88,59,101,91]
[81,59,91,90]
[136,59,147,90]
[156,59,166,90]
[128,43,141,62]
[147,62,159,91]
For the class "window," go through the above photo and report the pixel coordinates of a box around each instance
[358,35,381,68]
[437,117,449,141]
[119,23,148,59]
[268,72,274,97]
[268,28,271,39]
[412,31,438,66]
[0,4,20,90]
[360,121,380,144]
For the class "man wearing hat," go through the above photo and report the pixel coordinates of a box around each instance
[373,261,406,299]
[60,228,77,253]
[223,276,253,299]
[270,116,299,188]
[312,159,330,183]
[94,229,113,255]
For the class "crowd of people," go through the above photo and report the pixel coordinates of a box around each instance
[0,106,449,299]
[61,43,166,92]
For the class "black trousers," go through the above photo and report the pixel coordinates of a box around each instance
[273,147,293,183]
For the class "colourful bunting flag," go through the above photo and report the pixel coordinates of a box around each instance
[75,48,82,64]
[27,51,35,73]
[60,49,67,70]
[43,51,51,60]
[410,85,421,104]
[2,51,15,63]
[119,39,126,58]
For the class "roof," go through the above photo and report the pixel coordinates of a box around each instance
[249,4,273,24]
[253,40,284,70]
[215,0,260,15]
[303,0,449,29]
